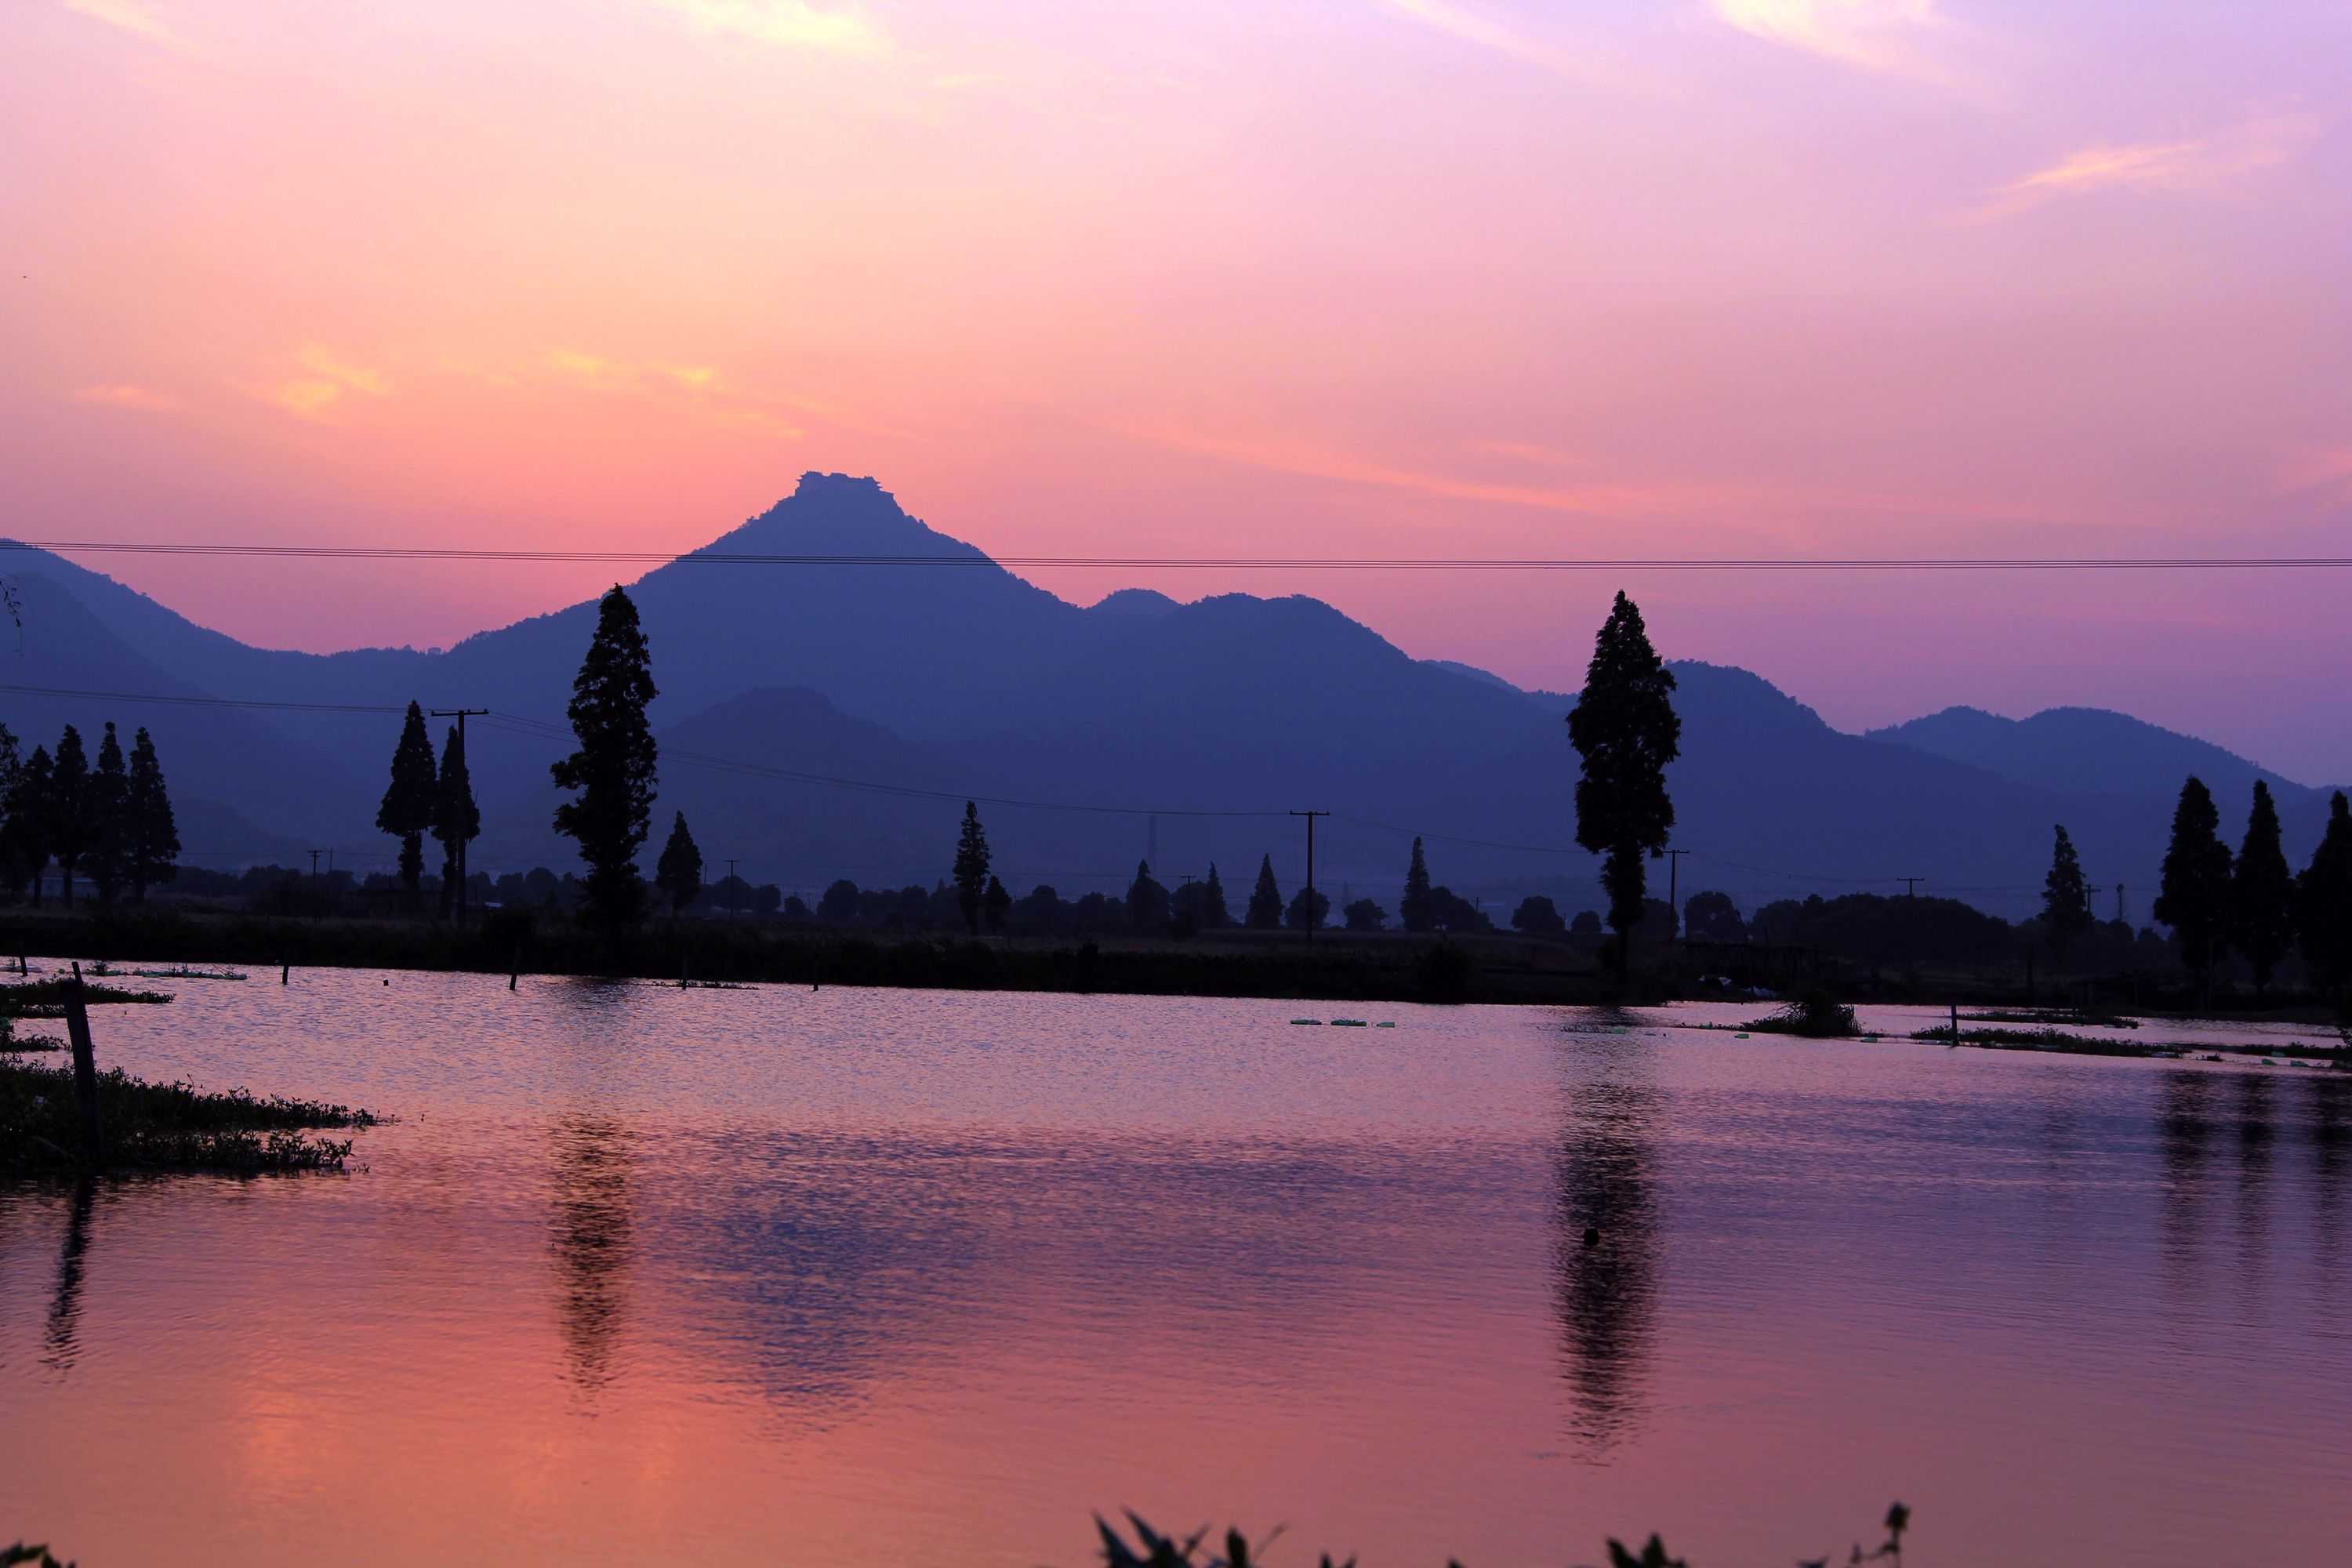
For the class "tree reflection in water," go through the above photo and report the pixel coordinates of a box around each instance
[1551,1034,1662,1457]
[550,1113,633,1398]
[42,1175,98,1374]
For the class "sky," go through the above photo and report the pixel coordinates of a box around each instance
[5,0,2351,780]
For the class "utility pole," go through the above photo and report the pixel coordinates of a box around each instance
[726,858,739,920]
[308,848,325,915]
[1290,811,1329,944]
[1900,877,1922,901]
[1664,849,1690,956]
[2115,884,2126,925]
[430,708,488,924]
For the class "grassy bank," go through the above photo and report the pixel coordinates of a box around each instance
[0,907,1631,1007]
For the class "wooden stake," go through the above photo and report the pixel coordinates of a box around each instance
[65,960,103,1165]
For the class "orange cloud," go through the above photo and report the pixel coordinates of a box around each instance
[631,0,890,56]
[254,344,390,423]
[1710,0,1940,74]
[1981,111,2320,215]
[60,0,193,52]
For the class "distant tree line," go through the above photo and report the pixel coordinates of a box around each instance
[0,720,179,906]
[2151,776,2352,1004]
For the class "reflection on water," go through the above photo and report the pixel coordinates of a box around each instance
[550,1114,633,1396]
[1551,1038,1661,1457]
[6,981,2352,1567]
[42,1176,97,1373]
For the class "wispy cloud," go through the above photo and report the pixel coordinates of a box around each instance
[1709,0,1939,74]
[69,383,180,412]
[546,349,806,435]
[256,344,390,423]
[1980,111,2321,216]
[1379,0,1553,68]
[60,0,193,51]
[2278,445,2352,503]
[633,0,891,56]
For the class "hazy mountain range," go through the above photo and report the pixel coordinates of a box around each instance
[3,472,2339,922]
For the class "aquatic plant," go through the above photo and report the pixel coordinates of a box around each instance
[5,1544,72,1568]
[0,1059,376,1173]
[1739,987,1858,1037]
[1091,1501,1910,1568]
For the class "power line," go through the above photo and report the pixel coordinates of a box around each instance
[8,539,2352,572]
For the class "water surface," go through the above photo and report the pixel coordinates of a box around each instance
[5,971,2349,1565]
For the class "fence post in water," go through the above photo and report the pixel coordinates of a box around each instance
[1949,1001,1959,1047]
[65,960,103,1165]
[281,960,289,985]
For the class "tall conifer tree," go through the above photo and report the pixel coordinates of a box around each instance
[655,811,702,916]
[1201,862,1230,927]
[2154,776,2233,996]
[1246,855,1283,929]
[983,874,1011,938]
[125,727,178,901]
[88,722,129,902]
[377,702,439,905]
[553,586,660,936]
[1401,837,1436,933]
[50,724,90,907]
[2296,791,2352,1003]
[1127,859,1170,933]
[16,746,54,906]
[2042,825,2093,960]
[952,802,992,935]
[1566,592,1681,975]
[2232,781,2296,998]
[432,724,481,920]
[0,725,24,902]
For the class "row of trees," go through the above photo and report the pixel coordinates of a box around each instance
[0,720,180,905]
[376,703,481,917]
[2149,779,2352,999]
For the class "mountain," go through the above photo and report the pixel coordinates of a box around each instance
[3,471,2333,922]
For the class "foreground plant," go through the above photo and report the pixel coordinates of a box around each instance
[1092,1501,1911,1568]
[0,1058,376,1173]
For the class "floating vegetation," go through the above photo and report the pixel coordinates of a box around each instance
[1738,989,1859,1038]
[120,966,247,982]
[1965,1008,2140,1029]
[0,980,173,1018]
[1,1059,378,1174]
[1330,1018,1368,1027]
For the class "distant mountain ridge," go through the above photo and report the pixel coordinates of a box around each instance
[2,473,2337,918]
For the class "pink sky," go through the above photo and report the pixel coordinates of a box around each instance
[5,0,2350,779]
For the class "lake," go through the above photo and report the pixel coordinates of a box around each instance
[5,970,2349,1565]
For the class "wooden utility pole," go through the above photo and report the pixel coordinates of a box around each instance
[726,858,739,920]
[64,960,102,1164]
[430,708,488,923]
[1290,811,1329,944]
[1664,848,1690,958]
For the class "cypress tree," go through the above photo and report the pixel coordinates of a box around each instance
[432,724,481,920]
[1127,859,1171,933]
[1401,837,1436,933]
[2296,790,2352,1003]
[125,727,178,901]
[87,722,130,903]
[0,725,24,902]
[982,874,1011,938]
[376,701,439,906]
[1201,862,1230,927]
[952,801,991,935]
[1246,854,1283,930]
[15,746,54,906]
[655,811,702,916]
[2154,776,2233,995]
[2232,782,2296,998]
[552,586,660,937]
[1566,592,1681,975]
[51,724,91,908]
[2041,825,2092,960]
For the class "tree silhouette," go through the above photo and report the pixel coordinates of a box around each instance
[1401,837,1436,932]
[1566,593,1681,978]
[432,723,481,920]
[1201,862,1231,927]
[552,586,660,937]
[2232,782,2296,998]
[125,727,178,902]
[87,723,130,903]
[1284,884,1330,931]
[1127,859,1171,933]
[2041,825,2093,960]
[377,701,439,906]
[952,801,992,935]
[1512,895,1565,935]
[983,874,1011,939]
[655,811,702,916]
[50,724,91,908]
[14,745,54,906]
[2296,790,2352,1003]
[1345,897,1388,931]
[1246,855,1283,930]
[2154,776,2233,997]
[0,726,26,902]
[1682,890,1744,945]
